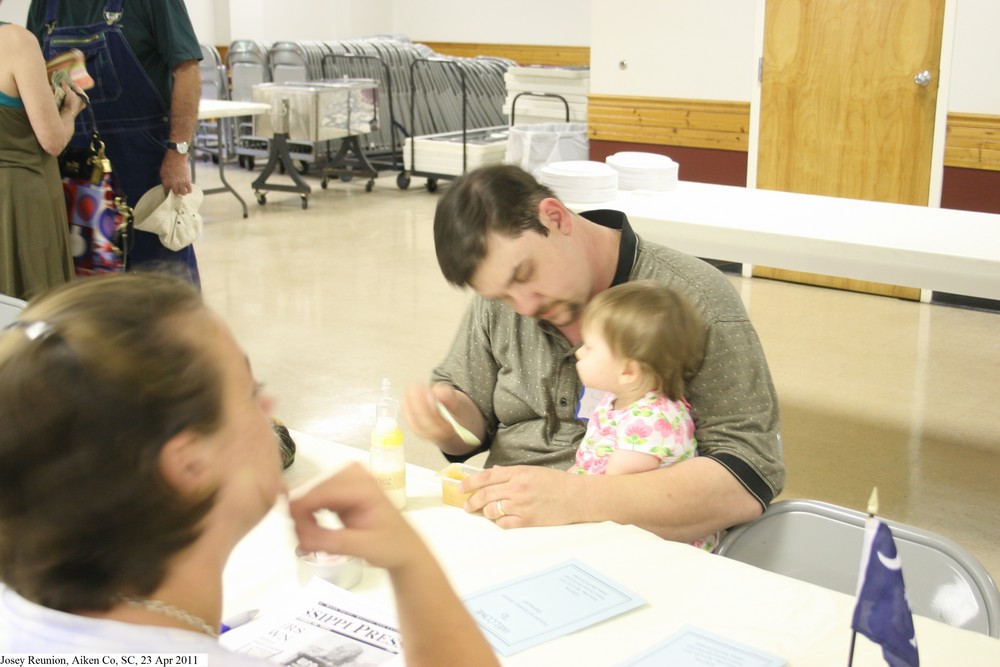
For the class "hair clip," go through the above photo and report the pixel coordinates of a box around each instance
[2,320,57,342]
[23,321,56,341]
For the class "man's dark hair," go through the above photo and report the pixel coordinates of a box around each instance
[433,165,557,286]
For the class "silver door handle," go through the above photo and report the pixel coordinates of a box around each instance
[914,70,932,87]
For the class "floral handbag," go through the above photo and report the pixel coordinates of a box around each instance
[58,99,133,276]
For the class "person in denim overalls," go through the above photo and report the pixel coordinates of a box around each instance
[27,0,202,287]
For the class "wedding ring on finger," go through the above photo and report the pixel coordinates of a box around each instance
[496,499,507,518]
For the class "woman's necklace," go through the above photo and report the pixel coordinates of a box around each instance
[118,596,218,638]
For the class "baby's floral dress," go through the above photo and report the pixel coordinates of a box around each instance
[571,390,717,551]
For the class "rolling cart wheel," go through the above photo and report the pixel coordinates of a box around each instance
[246,157,255,170]
[301,196,308,210]
[321,177,329,190]
[296,161,309,175]
[426,178,438,193]
[256,193,267,205]
[238,156,246,169]
[396,172,411,190]
[211,155,219,165]
[365,180,374,193]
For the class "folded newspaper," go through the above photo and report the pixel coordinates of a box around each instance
[220,577,404,666]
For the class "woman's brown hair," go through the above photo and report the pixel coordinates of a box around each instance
[0,273,223,611]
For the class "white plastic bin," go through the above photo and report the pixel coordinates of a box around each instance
[505,122,588,174]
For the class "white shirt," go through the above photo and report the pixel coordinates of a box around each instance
[0,586,269,665]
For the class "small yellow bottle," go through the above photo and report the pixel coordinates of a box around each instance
[370,378,406,509]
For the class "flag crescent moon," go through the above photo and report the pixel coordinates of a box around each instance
[877,550,903,570]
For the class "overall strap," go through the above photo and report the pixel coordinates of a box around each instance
[44,0,59,31]
[45,0,125,32]
[104,0,125,26]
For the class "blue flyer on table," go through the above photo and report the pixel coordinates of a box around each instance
[618,625,787,667]
[463,559,645,656]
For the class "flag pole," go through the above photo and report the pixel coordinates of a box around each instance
[848,487,879,667]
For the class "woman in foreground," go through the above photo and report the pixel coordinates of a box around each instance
[0,272,497,667]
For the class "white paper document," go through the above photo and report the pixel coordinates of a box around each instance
[220,577,402,665]
[618,625,787,667]
[463,559,645,656]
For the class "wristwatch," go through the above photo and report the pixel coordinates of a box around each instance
[167,140,190,155]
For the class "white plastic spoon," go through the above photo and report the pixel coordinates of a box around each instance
[436,400,482,446]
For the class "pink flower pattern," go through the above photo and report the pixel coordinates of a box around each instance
[571,391,717,551]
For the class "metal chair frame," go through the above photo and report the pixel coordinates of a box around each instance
[717,499,1000,637]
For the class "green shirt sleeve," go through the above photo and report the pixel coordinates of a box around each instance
[146,0,202,72]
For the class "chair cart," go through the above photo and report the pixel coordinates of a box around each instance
[398,56,511,192]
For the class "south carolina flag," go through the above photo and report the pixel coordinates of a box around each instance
[852,518,920,667]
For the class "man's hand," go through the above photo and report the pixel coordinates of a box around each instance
[160,149,192,195]
[462,465,584,528]
[463,457,765,542]
[403,383,485,456]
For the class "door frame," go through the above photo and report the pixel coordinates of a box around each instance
[746,0,959,209]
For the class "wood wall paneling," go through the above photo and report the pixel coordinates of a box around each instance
[587,98,1000,173]
[587,96,749,152]
[417,42,590,67]
[748,269,920,300]
[945,113,1000,172]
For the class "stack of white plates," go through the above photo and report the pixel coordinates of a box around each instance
[606,152,679,191]
[536,160,618,203]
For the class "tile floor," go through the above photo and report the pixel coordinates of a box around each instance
[193,159,1000,582]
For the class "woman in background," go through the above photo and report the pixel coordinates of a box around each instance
[0,273,498,667]
[0,17,84,299]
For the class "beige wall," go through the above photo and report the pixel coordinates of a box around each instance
[200,0,588,47]
[2,0,994,115]
[590,1,756,102]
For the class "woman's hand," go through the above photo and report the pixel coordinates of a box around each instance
[289,462,424,571]
[60,79,86,118]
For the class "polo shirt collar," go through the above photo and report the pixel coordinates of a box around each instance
[580,209,638,287]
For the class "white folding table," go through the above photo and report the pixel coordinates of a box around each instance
[222,430,1000,666]
[569,182,1000,302]
[195,99,271,218]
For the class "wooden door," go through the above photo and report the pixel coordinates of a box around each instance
[756,0,945,298]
